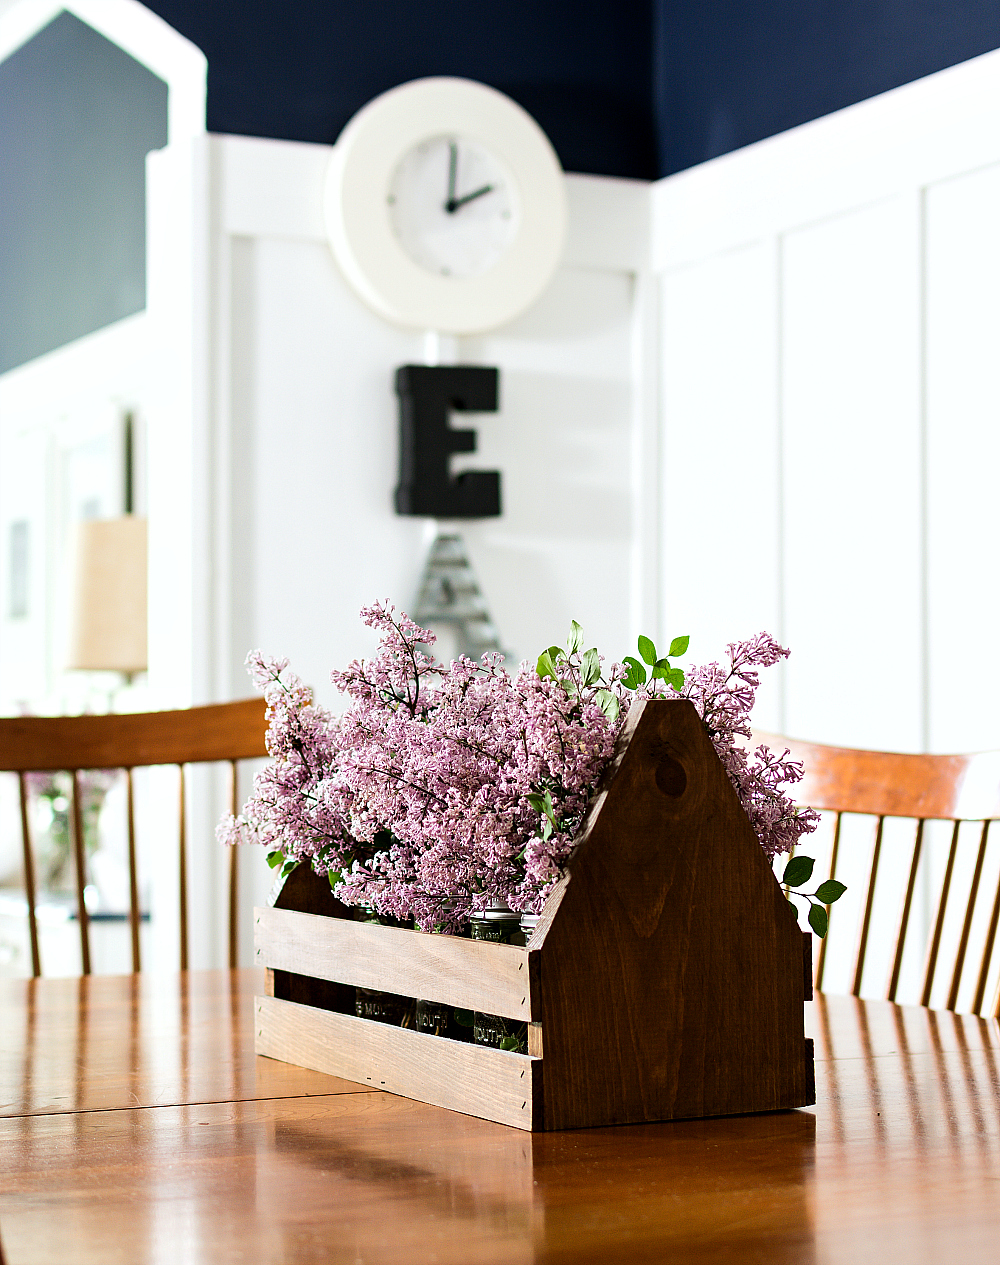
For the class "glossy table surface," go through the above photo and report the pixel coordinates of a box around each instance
[1,970,999,1264]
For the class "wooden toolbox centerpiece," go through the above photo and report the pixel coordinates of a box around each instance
[254,698,815,1131]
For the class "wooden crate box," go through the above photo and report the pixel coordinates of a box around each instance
[254,698,815,1131]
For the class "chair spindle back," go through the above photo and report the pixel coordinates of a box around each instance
[0,699,268,976]
[755,732,1000,1018]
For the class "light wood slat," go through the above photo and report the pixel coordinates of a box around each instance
[17,772,41,978]
[255,906,537,1021]
[69,770,91,976]
[0,698,268,772]
[947,820,991,1011]
[852,816,884,996]
[921,821,961,1006]
[255,993,541,1131]
[972,870,1000,1016]
[126,769,140,973]
[178,764,188,972]
[814,810,841,992]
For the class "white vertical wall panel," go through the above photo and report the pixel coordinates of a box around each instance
[781,198,923,750]
[236,235,425,706]
[924,163,1000,752]
[464,266,633,666]
[659,242,783,728]
[219,139,643,711]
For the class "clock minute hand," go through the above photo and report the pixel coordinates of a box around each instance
[449,183,494,211]
[445,142,458,212]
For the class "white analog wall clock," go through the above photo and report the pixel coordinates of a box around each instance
[323,77,567,333]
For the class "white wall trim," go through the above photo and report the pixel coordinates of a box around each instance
[652,45,1000,271]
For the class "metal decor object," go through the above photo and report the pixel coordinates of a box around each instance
[412,531,509,665]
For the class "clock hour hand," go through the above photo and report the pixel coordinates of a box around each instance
[448,183,494,212]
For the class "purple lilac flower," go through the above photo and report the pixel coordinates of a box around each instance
[219,606,816,928]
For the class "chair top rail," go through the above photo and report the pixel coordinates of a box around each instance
[0,698,268,772]
[752,730,1000,822]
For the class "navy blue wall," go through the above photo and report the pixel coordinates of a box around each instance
[655,1,1000,175]
[147,1,1000,180]
[146,0,658,180]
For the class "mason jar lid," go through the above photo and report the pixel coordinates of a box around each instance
[471,901,520,923]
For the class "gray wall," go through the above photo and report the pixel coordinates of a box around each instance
[0,10,168,374]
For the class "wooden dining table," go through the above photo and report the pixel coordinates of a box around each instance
[0,969,998,1264]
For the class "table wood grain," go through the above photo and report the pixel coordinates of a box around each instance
[1,970,999,1264]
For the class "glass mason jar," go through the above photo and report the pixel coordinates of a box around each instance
[355,906,416,1027]
[520,912,540,942]
[414,999,473,1041]
[355,987,416,1027]
[469,903,528,1053]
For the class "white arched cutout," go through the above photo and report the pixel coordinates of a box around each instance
[0,0,206,141]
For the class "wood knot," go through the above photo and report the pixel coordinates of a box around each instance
[655,754,687,798]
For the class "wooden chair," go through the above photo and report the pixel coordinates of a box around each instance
[0,699,268,976]
[755,731,1000,1018]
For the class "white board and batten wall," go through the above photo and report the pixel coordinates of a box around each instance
[653,47,1000,756]
[651,49,1000,1008]
[212,139,651,712]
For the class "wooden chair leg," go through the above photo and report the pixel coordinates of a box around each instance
[179,764,188,971]
[887,819,924,1003]
[70,770,91,976]
[853,816,885,996]
[17,772,41,977]
[922,821,960,1007]
[228,761,239,969]
[947,820,990,1011]
[126,769,141,973]
[815,811,841,992]
[973,865,1000,1017]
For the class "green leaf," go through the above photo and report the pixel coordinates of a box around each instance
[280,860,298,878]
[808,904,829,938]
[637,635,657,666]
[546,645,564,661]
[668,635,690,658]
[783,855,815,887]
[665,667,685,691]
[526,793,546,813]
[266,851,283,870]
[622,656,647,688]
[328,870,339,888]
[581,647,601,687]
[595,689,620,721]
[566,621,584,654]
[815,879,848,905]
[536,651,556,680]
[499,1036,521,1051]
[454,1008,474,1028]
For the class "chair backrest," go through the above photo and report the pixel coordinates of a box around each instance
[0,699,268,976]
[754,731,1000,1018]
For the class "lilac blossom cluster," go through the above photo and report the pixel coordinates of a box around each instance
[669,632,820,857]
[219,606,817,927]
[219,604,618,927]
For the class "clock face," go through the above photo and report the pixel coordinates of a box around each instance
[324,78,567,333]
[388,136,520,278]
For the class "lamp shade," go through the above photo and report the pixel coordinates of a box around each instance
[67,517,147,674]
